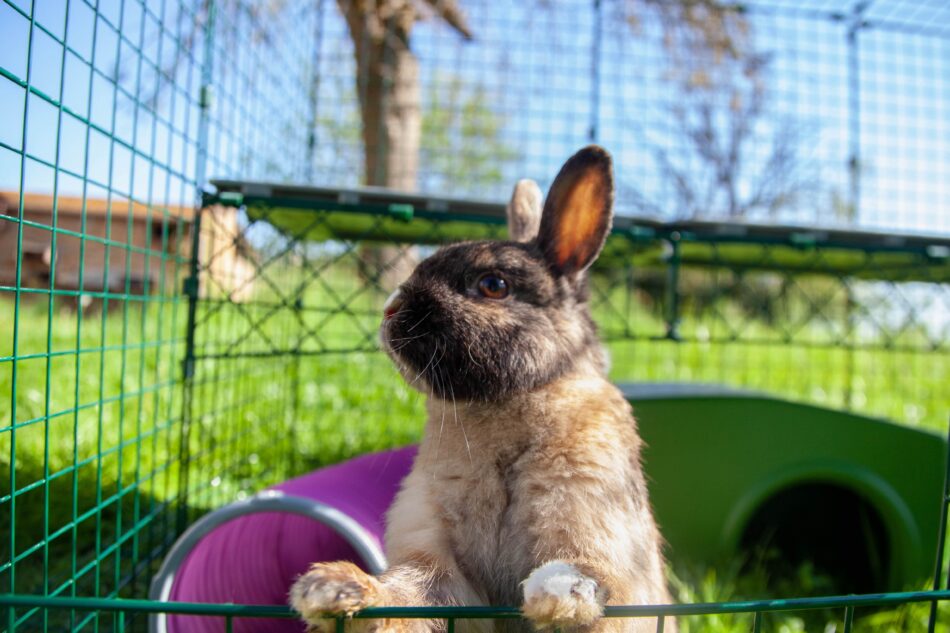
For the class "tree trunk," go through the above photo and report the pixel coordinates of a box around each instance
[338,1,421,291]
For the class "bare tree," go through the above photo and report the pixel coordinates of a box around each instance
[337,1,473,289]
[621,1,815,220]
[626,0,750,65]
[614,1,819,327]
[630,53,812,220]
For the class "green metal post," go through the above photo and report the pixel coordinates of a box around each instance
[307,0,326,182]
[928,419,950,633]
[7,0,37,625]
[843,605,854,633]
[290,297,303,476]
[178,0,217,535]
[665,233,682,341]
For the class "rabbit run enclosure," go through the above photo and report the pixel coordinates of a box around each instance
[2,0,950,631]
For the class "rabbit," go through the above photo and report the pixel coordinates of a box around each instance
[290,146,674,633]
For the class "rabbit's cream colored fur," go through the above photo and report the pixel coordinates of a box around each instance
[291,147,673,633]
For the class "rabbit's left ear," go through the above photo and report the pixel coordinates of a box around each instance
[506,179,543,242]
[537,146,613,276]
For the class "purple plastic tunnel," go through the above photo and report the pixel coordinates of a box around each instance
[150,446,418,633]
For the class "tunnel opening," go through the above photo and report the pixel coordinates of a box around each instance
[739,482,891,595]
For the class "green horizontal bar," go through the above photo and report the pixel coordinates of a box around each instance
[388,203,414,221]
[180,330,950,361]
[0,63,199,185]
[0,595,288,619]
[233,190,950,257]
[0,340,185,364]
[1,432,175,506]
[2,503,179,588]
[1,590,948,619]
[1,502,172,583]
[1,379,180,435]
[0,286,186,305]
[0,215,191,260]
[0,133,194,197]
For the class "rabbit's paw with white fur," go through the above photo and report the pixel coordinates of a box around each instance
[522,561,606,631]
[290,561,381,631]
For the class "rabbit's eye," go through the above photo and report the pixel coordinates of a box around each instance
[477,274,509,299]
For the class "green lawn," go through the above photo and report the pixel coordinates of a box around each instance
[1,284,948,631]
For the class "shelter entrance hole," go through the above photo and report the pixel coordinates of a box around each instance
[739,482,891,594]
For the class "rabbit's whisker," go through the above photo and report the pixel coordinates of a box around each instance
[425,344,447,394]
[390,338,427,354]
[388,332,430,351]
[429,345,448,481]
[447,374,472,466]
[406,310,432,333]
[437,361,448,478]
[389,332,428,342]
[466,340,483,369]
[423,362,437,475]
[410,345,440,387]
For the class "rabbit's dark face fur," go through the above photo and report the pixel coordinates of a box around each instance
[381,239,605,401]
[381,145,614,402]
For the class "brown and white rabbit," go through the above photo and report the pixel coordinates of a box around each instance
[290,146,673,633]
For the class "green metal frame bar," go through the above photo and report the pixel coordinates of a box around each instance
[208,181,950,257]
[928,421,950,630]
[2,590,950,619]
[204,182,950,353]
[177,0,219,538]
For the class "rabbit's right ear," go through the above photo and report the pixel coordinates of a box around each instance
[536,146,613,276]
[506,179,543,242]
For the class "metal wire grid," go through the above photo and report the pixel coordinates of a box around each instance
[0,0,318,629]
[306,0,950,234]
[188,187,949,429]
[605,247,950,426]
[1,2,199,629]
[202,0,318,183]
[2,586,950,632]
[1,0,949,631]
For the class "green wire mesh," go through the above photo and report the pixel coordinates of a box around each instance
[1,0,950,631]
[2,590,950,633]
[0,0,317,628]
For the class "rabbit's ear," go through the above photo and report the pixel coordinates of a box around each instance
[537,146,613,276]
[506,179,542,242]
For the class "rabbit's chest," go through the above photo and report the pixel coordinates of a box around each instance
[434,446,539,606]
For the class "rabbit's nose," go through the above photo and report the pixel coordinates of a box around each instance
[383,289,404,320]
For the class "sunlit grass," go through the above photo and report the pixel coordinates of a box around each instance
[1,275,947,631]
[670,561,949,633]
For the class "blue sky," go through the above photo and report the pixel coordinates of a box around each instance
[0,0,948,235]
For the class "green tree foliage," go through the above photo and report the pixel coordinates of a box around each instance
[420,75,519,192]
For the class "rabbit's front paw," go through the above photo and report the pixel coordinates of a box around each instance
[522,561,605,630]
[290,561,381,628]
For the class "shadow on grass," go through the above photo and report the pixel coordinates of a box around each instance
[1,450,181,630]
